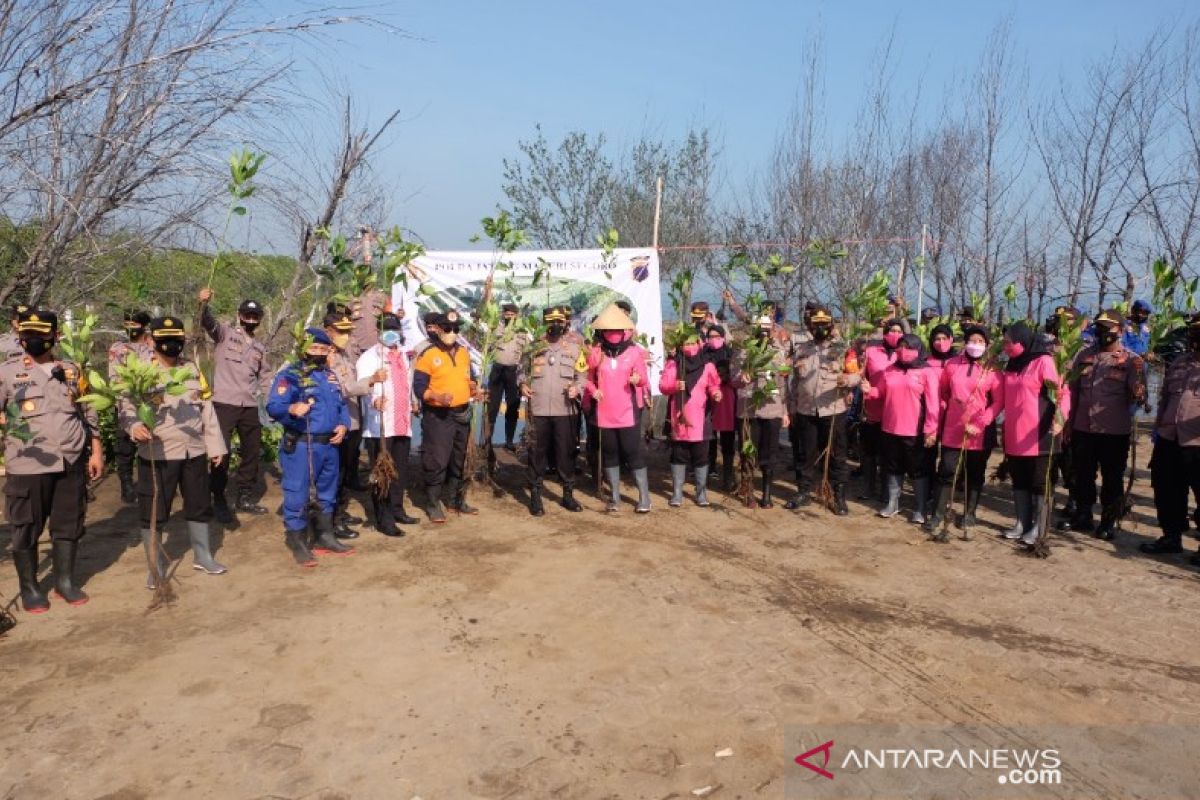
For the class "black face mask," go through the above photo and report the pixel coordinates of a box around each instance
[811,326,831,342]
[127,327,145,342]
[21,337,54,357]
[240,319,260,332]
[1099,327,1120,347]
[305,354,328,368]
[155,340,185,358]
[547,324,565,339]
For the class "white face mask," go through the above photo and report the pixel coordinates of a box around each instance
[380,331,402,348]
[439,331,457,346]
[965,342,986,359]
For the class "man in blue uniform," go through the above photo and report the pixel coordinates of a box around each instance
[267,328,354,566]
[1123,300,1152,356]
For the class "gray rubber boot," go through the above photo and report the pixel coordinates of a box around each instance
[877,475,902,518]
[669,464,686,507]
[694,466,710,507]
[141,528,169,590]
[910,478,930,525]
[1020,493,1042,545]
[634,467,651,513]
[188,520,228,575]
[1006,490,1031,539]
[604,467,622,512]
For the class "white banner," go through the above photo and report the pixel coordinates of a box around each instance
[392,247,666,393]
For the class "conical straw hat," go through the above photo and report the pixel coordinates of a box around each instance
[593,303,635,331]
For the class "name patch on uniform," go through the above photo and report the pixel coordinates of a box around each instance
[432,357,443,367]
[21,400,35,412]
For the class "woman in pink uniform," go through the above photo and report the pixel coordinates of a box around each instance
[865,334,941,522]
[994,321,1070,546]
[925,325,1000,535]
[660,338,723,507]
[586,304,652,512]
[705,325,738,490]
[922,323,956,513]
[859,318,903,500]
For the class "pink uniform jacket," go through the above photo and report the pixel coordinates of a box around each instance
[997,355,1071,457]
[710,374,736,432]
[939,355,1001,451]
[862,344,896,423]
[659,359,722,442]
[866,364,941,438]
[586,344,650,429]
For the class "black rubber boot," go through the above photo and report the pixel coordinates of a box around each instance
[960,487,982,529]
[313,513,355,555]
[332,493,360,539]
[785,491,811,511]
[923,484,946,533]
[529,484,545,517]
[373,496,403,537]
[450,491,479,516]
[1140,534,1183,554]
[833,483,849,516]
[13,549,49,614]
[1094,509,1119,541]
[561,483,583,512]
[759,470,774,509]
[426,487,448,523]
[120,476,137,505]
[394,504,419,525]
[212,494,233,525]
[50,539,89,606]
[285,528,318,566]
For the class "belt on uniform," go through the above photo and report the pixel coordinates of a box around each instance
[428,404,469,414]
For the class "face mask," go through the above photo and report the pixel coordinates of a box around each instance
[602,330,625,345]
[897,347,919,365]
[932,339,952,354]
[811,326,831,342]
[439,331,457,346]
[21,337,54,357]
[240,319,260,332]
[127,327,145,342]
[154,340,184,358]
[883,331,902,348]
[547,324,565,338]
[1099,327,1119,346]
[331,333,350,350]
[707,337,725,350]
[305,354,328,367]
[380,331,402,348]
[682,342,702,358]
[1004,342,1025,358]
[965,342,986,359]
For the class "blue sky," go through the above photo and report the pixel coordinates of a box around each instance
[266,0,1192,250]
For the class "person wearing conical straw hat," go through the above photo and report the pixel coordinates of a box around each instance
[585,303,651,512]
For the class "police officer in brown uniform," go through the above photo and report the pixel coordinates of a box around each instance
[325,310,384,536]
[197,288,268,522]
[1142,314,1200,563]
[520,306,586,516]
[1061,309,1147,540]
[124,317,228,585]
[108,310,152,503]
[0,304,29,362]
[488,303,528,452]
[785,307,857,515]
[1,310,103,612]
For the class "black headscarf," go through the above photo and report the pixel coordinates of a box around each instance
[895,333,928,370]
[599,332,634,358]
[1003,321,1049,373]
[704,323,732,380]
[928,323,957,362]
[677,344,708,394]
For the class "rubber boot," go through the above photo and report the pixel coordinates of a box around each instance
[878,474,901,518]
[1019,494,1041,546]
[759,469,774,509]
[960,486,981,530]
[634,467,651,513]
[1140,533,1184,554]
[187,521,228,575]
[604,467,622,512]
[1005,490,1031,539]
[448,480,479,515]
[285,528,318,567]
[529,483,546,517]
[426,491,448,524]
[694,466,710,507]
[923,483,946,533]
[119,475,137,505]
[785,489,811,510]
[669,464,686,507]
[858,455,877,500]
[212,494,233,525]
[1094,508,1118,541]
[373,496,403,537]
[141,528,169,590]
[51,539,89,605]
[235,490,268,515]
[313,513,355,556]
[910,477,930,525]
[12,549,49,614]
[561,483,583,512]
[833,483,849,516]
[333,492,361,539]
